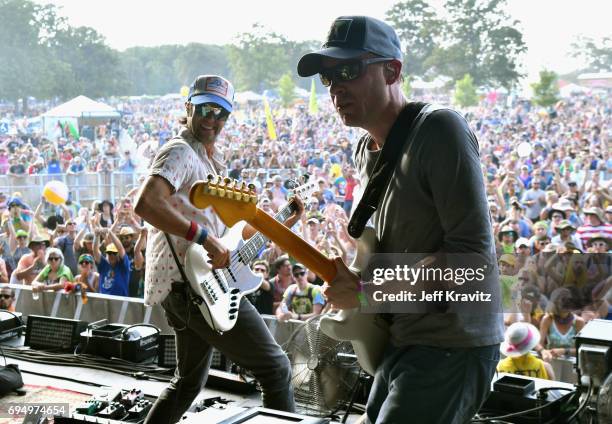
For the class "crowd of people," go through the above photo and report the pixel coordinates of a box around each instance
[0,86,610,377]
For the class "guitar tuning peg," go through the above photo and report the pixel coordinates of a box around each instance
[232,183,242,201]
[247,183,256,193]
[223,176,231,185]
[249,194,258,204]
[240,181,248,191]
[207,174,214,181]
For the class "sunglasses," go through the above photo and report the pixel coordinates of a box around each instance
[293,271,306,277]
[107,252,118,256]
[48,257,61,261]
[0,294,12,299]
[66,222,76,226]
[79,261,92,265]
[319,57,393,87]
[253,268,267,273]
[194,103,230,120]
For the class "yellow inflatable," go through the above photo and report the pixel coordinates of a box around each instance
[42,180,68,205]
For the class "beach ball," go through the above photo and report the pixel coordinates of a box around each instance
[517,142,532,158]
[43,180,68,205]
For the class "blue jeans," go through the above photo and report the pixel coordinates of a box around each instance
[366,344,499,424]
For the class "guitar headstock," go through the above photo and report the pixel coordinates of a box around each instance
[291,181,319,200]
[189,175,258,227]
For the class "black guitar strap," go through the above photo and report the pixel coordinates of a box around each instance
[164,233,192,286]
[347,102,428,238]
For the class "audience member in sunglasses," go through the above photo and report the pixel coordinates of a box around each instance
[0,286,15,311]
[276,263,324,322]
[32,247,75,293]
[136,74,299,423]
[246,259,275,315]
[297,16,503,424]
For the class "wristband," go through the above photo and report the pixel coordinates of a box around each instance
[196,226,209,245]
[185,221,197,241]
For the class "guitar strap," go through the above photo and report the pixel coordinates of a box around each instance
[164,233,201,306]
[347,101,428,239]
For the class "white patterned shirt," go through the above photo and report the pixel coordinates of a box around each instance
[143,128,227,306]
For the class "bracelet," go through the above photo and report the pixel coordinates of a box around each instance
[185,221,197,241]
[196,226,208,245]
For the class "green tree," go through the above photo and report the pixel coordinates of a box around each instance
[453,74,478,107]
[173,43,231,87]
[571,36,612,72]
[278,73,296,107]
[119,46,183,95]
[49,26,125,98]
[531,70,559,107]
[387,0,526,88]
[436,0,526,88]
[227,24,291,91]
[0,0,64,109]
[386,0,441,78]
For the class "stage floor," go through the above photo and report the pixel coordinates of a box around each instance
[0,336,363,424]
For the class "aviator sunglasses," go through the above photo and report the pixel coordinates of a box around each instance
[319,57,393,87]
[193,103,230,120]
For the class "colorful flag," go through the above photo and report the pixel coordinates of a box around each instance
[309,78,318,115]
[67,121,79,139]
[263,96,277,141]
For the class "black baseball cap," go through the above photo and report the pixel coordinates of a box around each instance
[297,16,403,77]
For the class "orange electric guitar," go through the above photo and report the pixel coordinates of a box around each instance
[189,175,389,375]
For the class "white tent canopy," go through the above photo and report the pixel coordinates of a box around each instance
[559,83,589,98]
[40,95,120,140]
[42,95,120,119]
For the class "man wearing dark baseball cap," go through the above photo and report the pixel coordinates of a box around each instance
[300,16,503,423]
[297,16,402,77]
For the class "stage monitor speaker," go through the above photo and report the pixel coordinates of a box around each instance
[0,310,24,340]
[25,315,88,351]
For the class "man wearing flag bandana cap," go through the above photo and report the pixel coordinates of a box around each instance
[136,74,301,423]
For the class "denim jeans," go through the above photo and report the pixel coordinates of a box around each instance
[366,344,499,424]
[145,287,295,423]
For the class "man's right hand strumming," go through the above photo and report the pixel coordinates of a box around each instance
[203,235,230,268]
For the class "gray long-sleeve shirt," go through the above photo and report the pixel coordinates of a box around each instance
[355,105,504,348]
